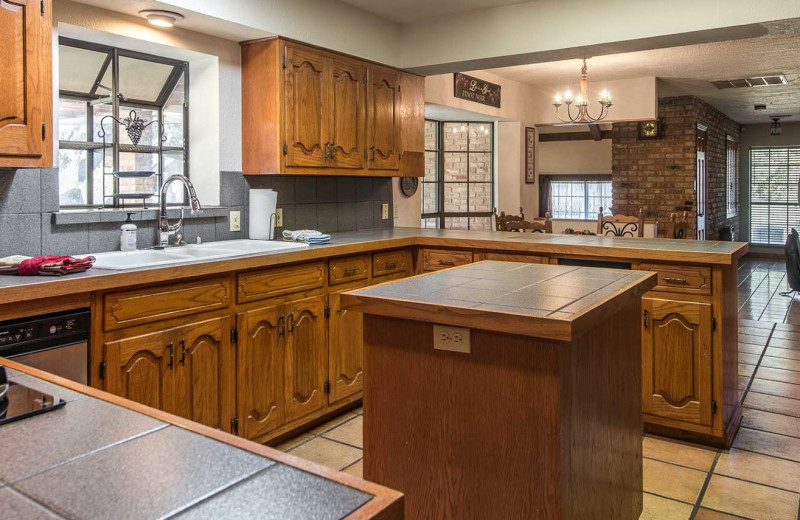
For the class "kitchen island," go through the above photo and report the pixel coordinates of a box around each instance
[341,261,658,519]
[0,358,402,520]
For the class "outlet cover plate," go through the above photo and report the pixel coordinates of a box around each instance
[229,211,241,232]
[381,203,389,220]
[433,324,471,354]
[276,208,283,227]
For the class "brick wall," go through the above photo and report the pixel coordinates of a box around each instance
[612,96,740,240]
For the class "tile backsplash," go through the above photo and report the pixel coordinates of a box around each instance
[0,169,393,258]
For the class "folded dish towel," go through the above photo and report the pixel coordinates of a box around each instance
[282,229,331,245]
[0,255,95,276]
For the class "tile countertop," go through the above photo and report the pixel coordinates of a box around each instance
[0,361,399,520]
[340,261,658,341]
[0,228,746,304]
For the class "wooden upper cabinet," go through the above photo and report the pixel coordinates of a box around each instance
[642,298,713,426]
[173,317,235,431]
[367,66,401,170]
[237,305,285,440]
[284,295,326,422]
[330,58,366,169]
[241,37,422,177]
[0,0,52,168]
[284,45,330,168]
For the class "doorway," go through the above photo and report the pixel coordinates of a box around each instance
[696,123,708,240]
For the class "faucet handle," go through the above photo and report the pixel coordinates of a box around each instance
[174,233,184,246]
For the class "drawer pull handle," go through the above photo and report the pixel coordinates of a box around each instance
[166,342,174,370]
[663,277,688,284]
[179,339,186,366]
[289,312,295,334]
[438,259,455,266]
[386,260,399,268]
[344,267,359,275]
[279,314,286,336]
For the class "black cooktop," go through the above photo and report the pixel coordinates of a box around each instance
[0,368,66,426]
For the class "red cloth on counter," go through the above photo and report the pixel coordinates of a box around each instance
[16,255,95,276]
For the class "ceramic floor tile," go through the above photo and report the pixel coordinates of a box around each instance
[741,408,800,438]
[701,475,799,520]
[738,353,761,365]
[738,364,755,377]
[739,326,772,337]
[739,343,765,355]
[739,333,768,345]
[14,426,271,520]
[749,379,800,400]
[715,448,800,492]
[639,493,693,520]
[352,406,363,414]
[744,391,800,417]
[761,356,800,372]
[733,428,800,462]
[642,459,707,503]
[756,366,800,385]
[343,459,363,479]
[692,509,746,519]
[287,437,362,471]
[642,436,717,471]
[321,415,363,448]
[274,432,315,453]
[308,412,358,435]
[766,347,800,360]
[769,336,800,350]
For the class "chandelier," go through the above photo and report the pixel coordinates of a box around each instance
[553,58,612,124]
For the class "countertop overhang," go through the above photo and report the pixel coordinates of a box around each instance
[0,228,745,305]
[340,261,658,341]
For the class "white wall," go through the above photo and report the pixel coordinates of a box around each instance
[539,139,612,175]
[53,0,243,205]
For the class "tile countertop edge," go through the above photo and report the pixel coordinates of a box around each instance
[0,229,748,305]
[0,357,405,520]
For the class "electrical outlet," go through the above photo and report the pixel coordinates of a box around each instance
[276,208,283,227]
[393,204,398,219]
[229,211,241,232]
[433,325,471,353]
[382,203,389,220]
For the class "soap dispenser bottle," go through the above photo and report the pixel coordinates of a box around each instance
[120,213,138,252]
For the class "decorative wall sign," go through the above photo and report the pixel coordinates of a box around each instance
[638,120,661,140]
[525,127,536,184]
[400,177,419,197]
[454,73,501,108]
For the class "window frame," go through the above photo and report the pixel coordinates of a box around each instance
[421,120,495,230]
[726,135,739,219]
[57,37,190,208]
[749,146,800,245]
[547,175,613,221]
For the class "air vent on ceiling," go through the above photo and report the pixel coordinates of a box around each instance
[712,75,788,89]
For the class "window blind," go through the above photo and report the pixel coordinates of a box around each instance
[750,147,800,245]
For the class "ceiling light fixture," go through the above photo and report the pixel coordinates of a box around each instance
[139,10,184,28]
[553,58,612,124]
[770,117,785,136]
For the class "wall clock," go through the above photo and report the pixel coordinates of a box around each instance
[400,177,419,197]
[638,120,661,139]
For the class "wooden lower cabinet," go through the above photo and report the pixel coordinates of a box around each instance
[328,288,366,404]
[103,316,235,431]
[642,297,713,426]
[237,305,285,440]
[285,295,327,422]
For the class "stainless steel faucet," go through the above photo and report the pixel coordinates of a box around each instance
[157,175,202,248]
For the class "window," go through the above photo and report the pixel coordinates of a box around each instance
[750,147,800,245]
[57,38,188,207]
[421,121,494,230]
[546,176,612,220]
[726,136,739,218]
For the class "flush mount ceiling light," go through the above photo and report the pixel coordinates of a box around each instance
[139,10,184,27]
[553,58,612,124]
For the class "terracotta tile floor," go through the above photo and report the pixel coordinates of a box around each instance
[276,257,800,518]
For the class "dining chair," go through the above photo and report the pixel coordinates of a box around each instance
[597,207,644,237]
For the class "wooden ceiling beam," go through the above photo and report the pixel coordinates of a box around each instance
[538,130,612,142]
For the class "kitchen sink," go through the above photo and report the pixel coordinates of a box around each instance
[89,240,310,270]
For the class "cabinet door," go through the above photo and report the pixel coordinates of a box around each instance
[367,66,401,170]
[642,298,713,426]
[328,289,365,404]
[237,305,285,439]
[285,295,327,422]
[330,58,365,169]
[0,0,50,164]
[103,328,180,415]
[284,45,330,168]
[173,316,235,431]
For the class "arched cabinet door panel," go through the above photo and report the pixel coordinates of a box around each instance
[330,58,366,169]
[642,297,713,426]
[284,295,326,422]
[367,66,401,171]
[284,45,330,168]
[328,289,365,404]
[0,0,51,167]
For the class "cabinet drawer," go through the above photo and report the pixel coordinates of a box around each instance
[373,249,410,276]
[104,278,231,331]
[640,264,711,295]
[238,262,324,303]
[478,252,549,264]
[422,249,473,271]
[329,255,370,285]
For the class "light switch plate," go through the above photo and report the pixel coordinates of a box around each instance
[382,203,389,220]
[229,211,241,232]
[433,324,471,353]
[276,208,283,227]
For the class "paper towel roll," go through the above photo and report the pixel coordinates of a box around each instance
[249,189,277,240]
